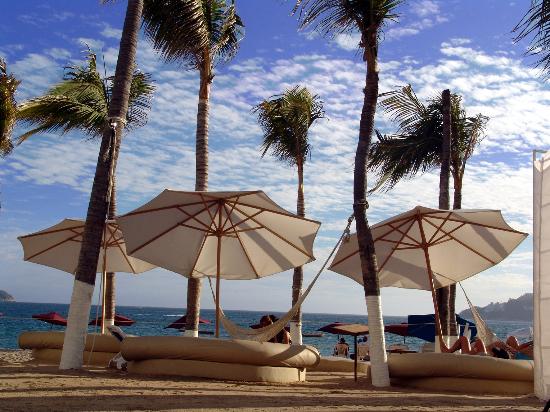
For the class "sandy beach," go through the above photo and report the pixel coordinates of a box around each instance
[0,350,543,412]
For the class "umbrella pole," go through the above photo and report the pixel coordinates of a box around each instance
[354,335,358,382]
[417,215,446,351]
[101,269,107,334]
[216,235,221,338]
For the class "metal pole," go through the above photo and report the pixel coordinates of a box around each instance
[354,335,358,382]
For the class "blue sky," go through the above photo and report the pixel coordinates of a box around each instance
[0,0,545,316]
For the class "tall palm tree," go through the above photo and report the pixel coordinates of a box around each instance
[0,58,20,156]
[253,85,324,345]
[514,0,550,77]
[142,0,244,336]
[58,0,145,370]
[17,50,154,328]
[294,0,404,387]
[368,84,488,337]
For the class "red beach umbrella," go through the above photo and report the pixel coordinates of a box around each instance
[384,323,409,337]
[32,312,67,326]
[89,314,135,327]
[165,315,210,329]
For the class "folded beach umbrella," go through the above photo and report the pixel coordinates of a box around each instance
[18,219,156,275]
[329,206,527,345]
[117,189,321,337]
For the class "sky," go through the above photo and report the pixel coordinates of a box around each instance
[0,0,545,316]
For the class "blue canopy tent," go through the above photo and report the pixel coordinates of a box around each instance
[407,314,477,343]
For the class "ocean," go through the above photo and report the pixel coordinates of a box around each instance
[0,301,532,356]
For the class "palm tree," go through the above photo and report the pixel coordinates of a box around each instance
[58,0,145,370]
[253,85,324,345]
[142,0,244,336]
[0,58,20,156]
[368,84,488,337]
[17,50,154,328]
[294,0,404,387]
[514,0,550,77]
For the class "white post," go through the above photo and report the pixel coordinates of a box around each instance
[290,321,303,345]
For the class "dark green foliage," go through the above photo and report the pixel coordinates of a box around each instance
[0,59,20,156]
[514,0,550,77]
[368,85,489,192]
[254,86,324,166]
[17,49,154,143]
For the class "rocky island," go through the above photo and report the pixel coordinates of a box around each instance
[0,290,15,302]
[459,293,533,322]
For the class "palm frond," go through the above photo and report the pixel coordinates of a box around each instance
[294,0,404,37]
[17,50,154,143]
[254,85,324,165]
[210,1,245,64]
[513,0,550,76]
[378,84,426,134]
[0,58,21,156]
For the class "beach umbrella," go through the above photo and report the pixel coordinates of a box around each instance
[329,206,527,347]
[19,219,156,333]
[32,312,67,327]
[18,219,156,275]
[117,190,321,337]
[317,322,369,381]
[89,314,135,327]
[165,315,211,330]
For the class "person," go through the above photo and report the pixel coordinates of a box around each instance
[441,335,533,359]
[268,314,291,344]
[357,336,370,360]
[333,337,349,358]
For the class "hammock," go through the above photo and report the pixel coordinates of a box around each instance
[207,215,355,343]
[459,283,500,346]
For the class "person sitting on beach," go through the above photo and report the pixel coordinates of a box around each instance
[333,337,350,358]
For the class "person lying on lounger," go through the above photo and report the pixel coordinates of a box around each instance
[441,335,533,359]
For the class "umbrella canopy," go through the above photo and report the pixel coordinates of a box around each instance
[89,314,135,327]
[384,324,409,337]
[117,190,321,337]
[165,315,211,329]
[318,322,369,336]
[330,206,527,290]
[18,219,157,275]
[32,312,67,326]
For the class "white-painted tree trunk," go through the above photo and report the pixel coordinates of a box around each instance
[59,280,94,369]
[290,321,302,345]
[104,318,115,327]
[183,329,198,337]
[365,295,390,387]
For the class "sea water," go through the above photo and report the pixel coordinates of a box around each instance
[0,301,532,356]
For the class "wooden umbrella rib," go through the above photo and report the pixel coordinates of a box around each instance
[232,204,315,259]
[376,238,418,248]
[188,234,209,278]
[175,206,215,231]
[200,193,219,231]
[222,210,263,233]
[127,207,211,255]
[25,232,82,261]
[427,212,453,244]
[430,222,466,245]
[422,218,496,264]
[107,225,137,273]
[382,221,422,247]
[220,195,240,232]
[231,227,264,233]
[374,216,416,243]
[378,218,417,271]
[425,214,527,235]
[224,199,321,225]
[122,199,217,217]
[330,249,360,267]
[20,224,84,239]
[223,203,260,278]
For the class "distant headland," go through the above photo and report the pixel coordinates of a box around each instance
[0,290,15,302]
[459,293,533,322]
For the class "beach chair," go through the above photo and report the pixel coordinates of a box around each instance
[388,343,409,352]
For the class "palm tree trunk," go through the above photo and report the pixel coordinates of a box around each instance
[436,89,452,341]
[185,59,211,337]
[59,0,143,369]
[104,177,118,328]
[291,161,305,345]
[354,29,389,387]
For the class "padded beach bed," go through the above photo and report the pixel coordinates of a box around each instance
[18,331,120,367]
[388,352,534,395]
[120,336,320,383]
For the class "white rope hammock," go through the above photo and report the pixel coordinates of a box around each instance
[207,215,355,342]
[459,282,500,346]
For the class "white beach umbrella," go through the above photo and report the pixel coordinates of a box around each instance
[329,206,527,344]
[18,218,156,275]
[117,189,321,337]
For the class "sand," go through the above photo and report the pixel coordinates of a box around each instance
[0,350,544,411]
